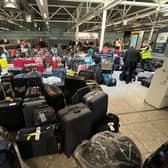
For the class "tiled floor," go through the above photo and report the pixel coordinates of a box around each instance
[24,71,168,167]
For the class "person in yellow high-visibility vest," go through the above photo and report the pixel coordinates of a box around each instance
[141,43,152,70]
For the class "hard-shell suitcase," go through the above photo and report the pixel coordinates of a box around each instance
[58,103,92,156]
[83,90,108,125]
[16,124,61,159]
[0,98,25,131]
[79,70,94,80]
[43,84,65,112]
[141,78,152,88]
[137,72,154,82]
[22,97,46,127]
[33,104,56,126]
[143,142,168,168]
[0,140,21,168]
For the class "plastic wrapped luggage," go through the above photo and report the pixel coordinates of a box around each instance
[74,131,142,168]
[143,142,168,168]
[42,84,65,112]
[22,97,46,127]
[0,98,25,131]
[0,140,21,168]
[83,90,108,125]
[16,124,61,159]
[58,103,92,156]
[79,70,94,80]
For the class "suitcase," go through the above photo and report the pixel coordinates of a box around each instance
[53,68,66,84]
[83,90,108,125]
[42,71,53,78]
[43,84,65,112]
[143,142,168,168]
[58,103,92,156]
[16,124,61,159]
[24,63,38,72]
[33,104,56,126]
[93,113,120,134]
[86,80,102,91]
[8,67,24,76]
[137,72,154,82]
[0,140,21,168]
[77,64,88,73]
[141,78,152,88]
[22,97,46,127]
[89,64,102,84]
[0,98,25,131]
[102,73,117,86]
[79,70,94,80]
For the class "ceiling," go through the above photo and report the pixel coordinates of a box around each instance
[0,0,168,32]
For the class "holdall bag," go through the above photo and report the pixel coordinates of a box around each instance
[58,103,92,156]
[43,84,65,112]
[16,124,61,159]
[22,97,46,127]
[0,140,21,168]
[143,142,168,168]
[83,90,108,125]
[79,70,94,81]
[33,104,56,126]
[0,98,25,131]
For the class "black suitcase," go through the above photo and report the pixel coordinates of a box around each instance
[79,70,94,80]
[141,78,152,88]
[42,71,53,78]
[22,97,46,127]
[33,104,56,126]
[143,142,168,168]
[43,84,65,112]
[93,113,120,134]
[16,124,61,159]
[86,80,102,91]
[0,98,25,131]
[83,90,108,125]
[8,67,24,76]
[58,103,92,156]
[0,140,21,168]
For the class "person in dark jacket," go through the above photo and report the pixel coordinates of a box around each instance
[121,46,141,83]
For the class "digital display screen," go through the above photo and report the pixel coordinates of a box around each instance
[130,34,138,48]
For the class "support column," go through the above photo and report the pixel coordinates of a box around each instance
[148,24,155,42]
[99,2,107,52]
[76,8,79,44]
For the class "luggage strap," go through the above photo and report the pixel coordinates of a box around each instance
[26,127,41,141]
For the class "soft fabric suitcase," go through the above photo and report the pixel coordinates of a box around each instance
[143,142,168,168]
[58,103,92,156]
[79,70,94,80]
[33,104,56,126]
[0,140,21,168]
[83,90,108,125]
[43,84,65,112]
[16,124,60,159]
[22,97,46,127]
[0,98,25,131]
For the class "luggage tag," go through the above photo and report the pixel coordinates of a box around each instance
[39,113,47,123]
[35,127,41,141]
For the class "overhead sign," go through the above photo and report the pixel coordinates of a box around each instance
[78,32,99,39]
[156,32,168,43]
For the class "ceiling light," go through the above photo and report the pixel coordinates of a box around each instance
[7,20,15,24]
[0,27,10,31]
[39,0,44,6]
[160,7,168,12]
[44,13,47,18]
[25,14,32,23]
[46,21,49,25]
[3,0,18,9]
[34,22,37,28]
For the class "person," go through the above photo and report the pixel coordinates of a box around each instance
[102,43,110,54]
[51,44,58,55]
[121,46,141,83]
[140,40,152,70]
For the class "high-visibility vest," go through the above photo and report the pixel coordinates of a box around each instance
[141,47,152,59]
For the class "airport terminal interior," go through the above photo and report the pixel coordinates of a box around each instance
[0,0,168,168]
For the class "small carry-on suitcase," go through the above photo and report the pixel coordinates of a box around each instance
[79,70,94,81]
[141,78,152,88]
[43,84,65,112]
[33,104,56,126]
[83,90,108,125]
[16,124,61,159]
[22,97,46,127]
[143,142,168,168]
[0,140,21,168]
[58,103,92,156]
[0,98,25,131]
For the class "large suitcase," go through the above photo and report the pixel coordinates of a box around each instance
[0,140,21,168]
[16,124,61,159]
[79,70,94,80]
[33,104,56,126]
[143,142,168,168]
[58,103,92,156]
[22,97,46,127]
[83,90,108,125]
[43,84,65,112]
[0,98,25,131]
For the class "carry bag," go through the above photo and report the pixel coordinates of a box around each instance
[83,90,108,125]
[33,104,56,126]
[58,103,92,156]
[16,124,61,159]
[22,97,46,127]
[0,98,25,131]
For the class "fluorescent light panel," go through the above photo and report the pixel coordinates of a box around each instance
[39,0,44,6]
[44,12,47,18]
